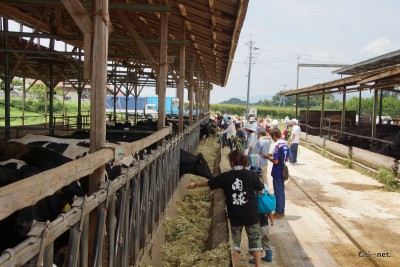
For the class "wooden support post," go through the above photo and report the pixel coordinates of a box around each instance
[378,89,383,124]
[358,91,362,125]
[320,90,325,137]
[89,0,109,193]
[306,93,310,135]
[372,87,378,138]
[195,73,199,122]
[157,1,169,131]
[3,18,10,140]
[178,21,185,132]
[188,46,194,125]
[341,88,346,133]
[198,80,203,119]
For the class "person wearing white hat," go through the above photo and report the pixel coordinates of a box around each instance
[271,119,279,129]
[244,124,257,155]
[289,119,300,164]
[249,116,258,135]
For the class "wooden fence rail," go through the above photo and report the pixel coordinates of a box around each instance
[0,117,204,266]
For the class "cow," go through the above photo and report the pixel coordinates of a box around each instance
[0,158,84,265]
[10,134,90,160]
[179,149,213,179]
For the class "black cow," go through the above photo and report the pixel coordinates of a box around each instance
[0,158,84,265]
[0,160,41,253]
[179,149,213,179]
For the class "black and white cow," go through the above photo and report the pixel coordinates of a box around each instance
[0,156,84,265]
[10,134,90,160]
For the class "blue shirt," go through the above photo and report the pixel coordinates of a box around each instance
[252,137,271,166]
[271,140,290,178]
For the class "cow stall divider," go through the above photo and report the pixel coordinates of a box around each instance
[0,116,207,267]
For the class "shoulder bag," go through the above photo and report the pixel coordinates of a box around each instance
[257,184,276,213]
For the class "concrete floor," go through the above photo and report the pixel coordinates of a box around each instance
[220,145,400,267]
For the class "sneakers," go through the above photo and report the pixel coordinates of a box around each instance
[273,213,285,219]
[248,250,273,264]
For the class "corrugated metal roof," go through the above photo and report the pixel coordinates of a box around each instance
[333,49,400,75]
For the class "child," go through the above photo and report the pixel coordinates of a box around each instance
[249,184,274,264]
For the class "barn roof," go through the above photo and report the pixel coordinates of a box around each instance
[284,51,400,97]
[333,49,400,75]
[0,0,249,87]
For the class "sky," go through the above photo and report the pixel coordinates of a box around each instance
[209,0,400,103]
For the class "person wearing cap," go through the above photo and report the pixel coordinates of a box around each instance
[249,116,258,135]
[244,124,257,156]
[289,119,301,164]
[271,119,279,129]
[252,129,271,185]
[265,116,271,133]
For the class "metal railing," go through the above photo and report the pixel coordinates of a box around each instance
[0,117,207,267]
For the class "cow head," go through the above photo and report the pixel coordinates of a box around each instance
[194,153,213,179]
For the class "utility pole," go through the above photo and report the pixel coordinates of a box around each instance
[296,54,300,90]
[245,37,258,120]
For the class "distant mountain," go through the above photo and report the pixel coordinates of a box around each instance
[219,98,247,105]
[218,94,274,105]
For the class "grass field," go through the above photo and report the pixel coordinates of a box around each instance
[0,103,46,126]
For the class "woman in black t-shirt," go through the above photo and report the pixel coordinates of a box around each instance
[187,149,264,267]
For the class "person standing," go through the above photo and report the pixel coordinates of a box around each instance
[252,129,271,185]
[235,123,247,149]
[187,150,264,267]
[266,128,290,219]
[249,117,258,135]
[289,119,301,164]
[221,117,236,151]
[245,124,257,156]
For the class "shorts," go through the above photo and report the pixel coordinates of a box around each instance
[231,223,263,252]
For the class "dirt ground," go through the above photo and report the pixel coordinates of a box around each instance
[221,145,400,267]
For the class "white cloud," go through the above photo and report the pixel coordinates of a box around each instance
[359,37,400,56]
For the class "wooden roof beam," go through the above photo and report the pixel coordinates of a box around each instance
[60,0,92,79]
[0,0,172,11]
[117,11,159,73]
[358,66,400,84]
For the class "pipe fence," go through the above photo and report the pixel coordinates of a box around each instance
[0,116,207,267]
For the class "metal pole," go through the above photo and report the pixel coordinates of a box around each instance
[372,87,378,138]
[320,90,325,137]
[341,88,346,133]
[77,48,83,129]
[49,14,55,136]
[3,18,10,141]
[113,66,117,121]
[379,89,383,124]
[296,54,300,90]
[358,91,362,125]
[306,93,309,135]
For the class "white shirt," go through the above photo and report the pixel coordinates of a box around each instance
[291,124,301,144]
[222,122,236,139]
